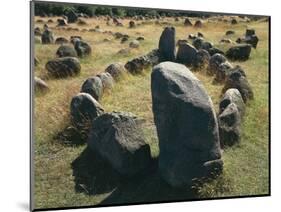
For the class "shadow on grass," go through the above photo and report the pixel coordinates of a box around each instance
[71,147,199,206]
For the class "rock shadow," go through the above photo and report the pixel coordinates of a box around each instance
[71,147,198,205]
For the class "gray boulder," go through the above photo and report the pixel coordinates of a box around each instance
[207,53,227,75]
[97,72,114,90]
[81,77,103,101]
[208,47,225,56]
[219,88,245,118]
[222,69,254,102]
[218,103,241,147]
[176,42,198,66]
[226,44,251,61]
[56,45,77,58]
[158,27,176,62]
[70,93,104,130]
[194,49,211,68]
[41,29,54,44]
[46,57,81,78]
[105,63,126,80]
[55,37,69,45]
[88,112,152,176]
[74,40,92,57]
[151,62,223,187]
[213,61,233,84]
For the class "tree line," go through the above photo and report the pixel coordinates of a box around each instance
[34,2,209,18]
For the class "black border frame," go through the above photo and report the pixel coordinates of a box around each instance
[30,0,271,211]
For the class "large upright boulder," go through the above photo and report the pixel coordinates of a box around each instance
[46,57,81,78]
[151,62,223,187]
[70,93,104,130]
[184,18,193,26]
[88,112,152,176]
[176,42,198,66]
[158,27,176,62]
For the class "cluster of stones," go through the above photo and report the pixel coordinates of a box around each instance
[150,26,255,187]
[34,25,93,93]
[34,15,257,189]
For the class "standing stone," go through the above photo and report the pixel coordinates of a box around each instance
[70,93,104,130]
[55,37,69,45]
[176,42,198,66]
[158,27,176,62]
[212,61,233,84]
[218,103,241,147]
[219,88,245,118]
[56,45,77,58]
[151,62,223,187]
[74,40,92,57]
[41,29,54,44]
[194,49,211,68]
[192,37,204,49]
[46,57,81,78]
[226,44,252,61]
[105,63,126,80]
[129,20,136,28]
[88,112,152,176]
[222,69,254,103]
[81,77,103,101]
[194,20,203,28]
[207,53,227,75]
[96,72,114,90]
[184,18,193,26]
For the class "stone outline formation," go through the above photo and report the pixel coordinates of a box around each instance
[35,15,257,193]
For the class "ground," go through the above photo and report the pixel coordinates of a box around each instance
[33,15,269,209]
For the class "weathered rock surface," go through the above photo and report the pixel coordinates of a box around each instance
[81,77,103,101]
[88,112,152,176]
[105,63,126,80]
[226,44,251,61]
[222,68,254,102]
[176,42,198,66]
[207,53,227,75]
[74,40,92,57]
[219,88,245,118]
[46,57,81,78]
[34,77,49,93]
[151,62,223,187]
[218,103,241,147]
[70,93,104,130]
[56,45,78,58]
[97,72,114,90]
[158,27,176,62]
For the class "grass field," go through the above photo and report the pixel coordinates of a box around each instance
[33,15,269,209]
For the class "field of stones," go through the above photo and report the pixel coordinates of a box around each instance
[33,7,269,210]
